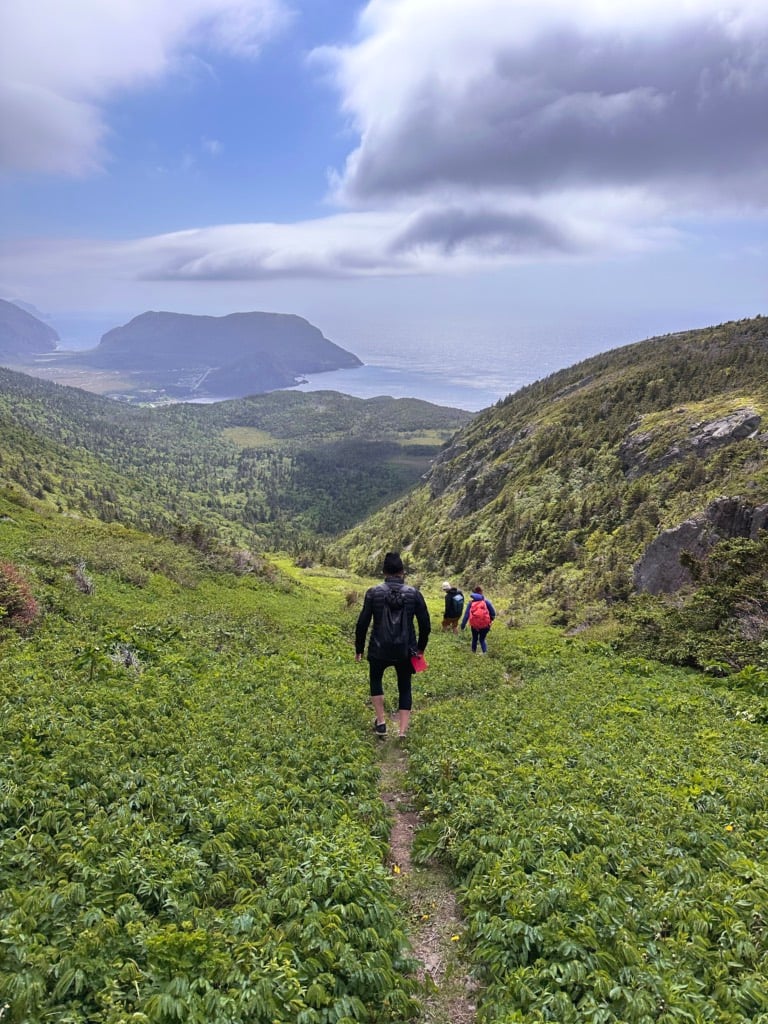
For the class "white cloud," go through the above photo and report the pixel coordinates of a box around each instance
[2,0,765,300]
[0,189,680,303]
[320,0,768,211]
[0,0,292,175]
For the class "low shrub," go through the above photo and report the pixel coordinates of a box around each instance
[0,560,40,632]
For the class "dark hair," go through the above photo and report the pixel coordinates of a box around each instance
[473,585,484,594]
[382,551,404,575]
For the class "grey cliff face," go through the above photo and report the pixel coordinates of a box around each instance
[620,407,762,479]
[634,497,768,595]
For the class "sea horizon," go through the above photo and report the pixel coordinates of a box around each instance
[288,361,534,412]
[48,305,753,413]
[288,309,725,411]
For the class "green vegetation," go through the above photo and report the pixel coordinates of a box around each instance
[0,492,418,1022]
[617,535,768,676]
[331,317,768,671]
[408,625,768,1023]
[7,318,767,674]
[0,369,470,549]
[1,489,766,1022]
[2,315,768,1020]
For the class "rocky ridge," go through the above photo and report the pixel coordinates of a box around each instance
[621,407,763,479]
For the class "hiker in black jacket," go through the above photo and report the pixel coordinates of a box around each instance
[355,552,430,738]
[441,581,464,633]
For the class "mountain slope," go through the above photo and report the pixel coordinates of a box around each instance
[0,298,58,359]
[2,487,766,1022]
[331,315,768,663]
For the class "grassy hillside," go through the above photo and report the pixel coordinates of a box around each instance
[0,368,470,551]
[1,490,766,1022]
[331,316,768,669]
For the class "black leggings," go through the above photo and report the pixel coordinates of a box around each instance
[368,657,413,711]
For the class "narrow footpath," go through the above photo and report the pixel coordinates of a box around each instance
[378,735,478,1024]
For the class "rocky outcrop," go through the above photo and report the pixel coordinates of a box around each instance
[428,425,531,505]
[428,442,469,498]
[428,445,505,515]
[0,299,58,360]
[620,407,762,479]
[449,463,508,517]
[633,497,768,594]
[553,374,595,401]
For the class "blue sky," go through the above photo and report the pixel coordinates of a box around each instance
[0,0,766,361]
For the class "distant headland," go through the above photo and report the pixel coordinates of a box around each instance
[0,300,363,403]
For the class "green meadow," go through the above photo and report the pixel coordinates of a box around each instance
[1,491,766,1022]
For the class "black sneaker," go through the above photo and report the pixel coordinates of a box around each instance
[373,719,387,738]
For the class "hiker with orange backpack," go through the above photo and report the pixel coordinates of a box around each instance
[461,585,496,654]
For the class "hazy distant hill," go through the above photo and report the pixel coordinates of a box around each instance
[0,298,58,359]
[82,310,363,397]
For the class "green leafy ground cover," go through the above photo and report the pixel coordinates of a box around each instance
[1,493,767,1022]
[0,500,418,1022]
[408,627,768,1023]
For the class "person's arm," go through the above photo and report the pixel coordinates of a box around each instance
[415,592,431,651]
[461,601,471,629]
[355,590,374,657]
[487,599,497,621]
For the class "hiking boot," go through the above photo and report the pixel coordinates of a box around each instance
[373,719,387,738]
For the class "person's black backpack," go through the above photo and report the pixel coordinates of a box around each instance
[452,590,464,617]
[373,583,414,661]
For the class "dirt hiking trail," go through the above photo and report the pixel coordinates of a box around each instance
[378,736,479,1024]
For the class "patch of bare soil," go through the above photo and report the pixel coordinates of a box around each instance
[379,741,479,1024]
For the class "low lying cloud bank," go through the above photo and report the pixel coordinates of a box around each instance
[1,193,680,293]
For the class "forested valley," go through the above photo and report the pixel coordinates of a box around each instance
[0,369,469,550]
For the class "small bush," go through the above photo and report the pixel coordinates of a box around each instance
[73,559,95,594]
[0,561,40,632]
[109,643,142,673]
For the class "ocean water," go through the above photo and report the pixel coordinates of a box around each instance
[289,304,736,411]
[289,363,527,411]
[50,306,726,413]
[290,318,648,412]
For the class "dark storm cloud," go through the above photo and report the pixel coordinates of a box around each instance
[340,20,768,203]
